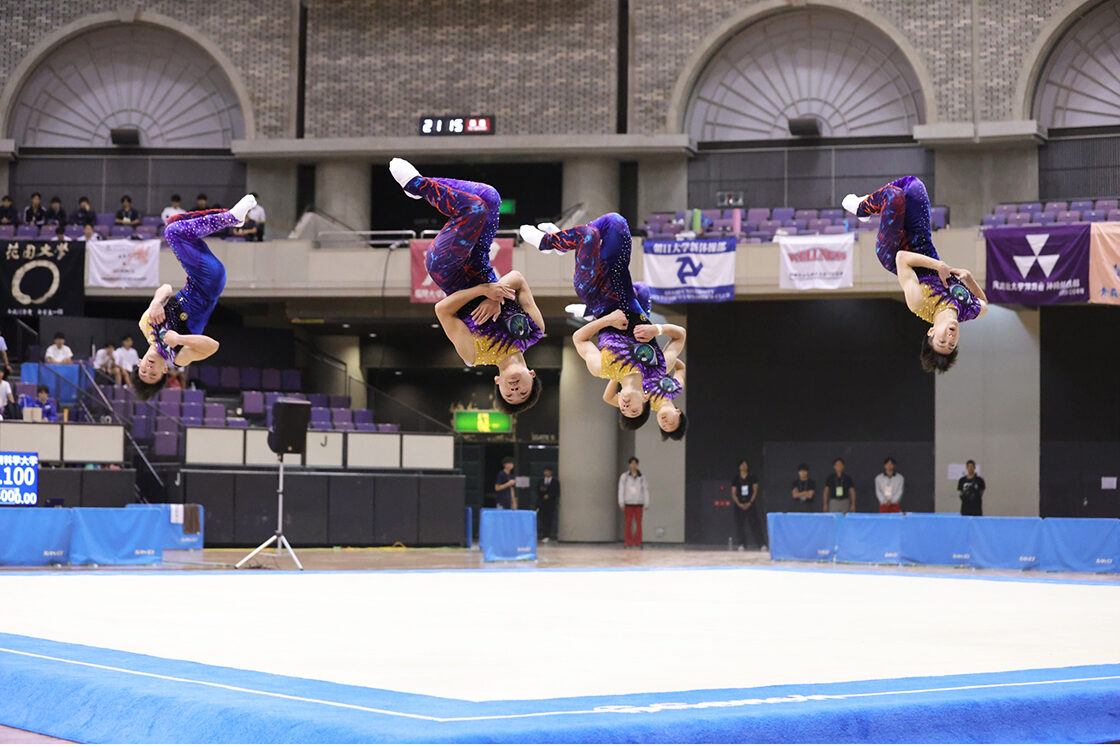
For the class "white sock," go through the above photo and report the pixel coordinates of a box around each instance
[229,194,256,225]
[842,193,871,223]
[389,158,422,199]
[519,224,545,249]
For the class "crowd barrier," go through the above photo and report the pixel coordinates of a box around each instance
[478,508,536,562]
[0,507,164,566]
[126,503,205,550]
[768,513,1120,572]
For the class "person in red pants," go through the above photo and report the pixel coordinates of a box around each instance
[618,456,650,548]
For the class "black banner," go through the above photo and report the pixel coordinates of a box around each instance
[1,240,86,318]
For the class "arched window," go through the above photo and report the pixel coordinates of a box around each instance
[1033,1,1120,129]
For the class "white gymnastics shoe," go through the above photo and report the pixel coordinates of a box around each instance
[842,193,871,223]
[519,224,545,249]
[537,222,561,234]
[229,193,256,225]
[389,158,422,199]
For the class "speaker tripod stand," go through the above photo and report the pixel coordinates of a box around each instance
[235,455,303,570]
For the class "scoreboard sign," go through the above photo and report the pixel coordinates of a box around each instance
[419,115,494,136]
[0,452,38,505]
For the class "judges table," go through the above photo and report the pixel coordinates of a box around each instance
[768,513,1120,572]
[478,508,536,562]
[0,507,164,566]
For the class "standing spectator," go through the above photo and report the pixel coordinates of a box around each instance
[875,457,904,513]
[0,367,12,420]
[115,195,141,227]
[114,335,139,385]
[94,342,123,385]
[536,466,560,542]
[730,459,766,551]
[0,195,17,225]
[246,193,266,240]
[72,197,96,227]
[0,332,10,375]
[44,196,67,226]
[23,192,45,226]
[823,457,856,513]
[161,194,186,224]
[618,456,650,548]
[958,460,986,516]
[494,457,517,510]
[34,385,58,422]
[791,463,816,512]
[43,332,73,365]
[195,193,209,211]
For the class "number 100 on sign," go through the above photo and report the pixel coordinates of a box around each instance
[0,452,38,505]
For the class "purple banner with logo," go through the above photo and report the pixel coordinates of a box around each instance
[985,224,1090,304]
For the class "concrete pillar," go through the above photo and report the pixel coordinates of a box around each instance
[935,306,1040,516]
[557,344,619,542]
[562,157,619,222]
[315,160,371,231]
[637,155,688,220]
[633,386,686,543]
[933,146,1039,229]
[246,161,298,239]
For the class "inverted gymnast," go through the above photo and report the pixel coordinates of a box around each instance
[843,176,987,373]
[390,159,544,412]
[521,214,687,436]
[133,195,257,400]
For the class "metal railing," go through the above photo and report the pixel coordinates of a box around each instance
[11,319,38,364]
[294,338,350,398]
[348,375,463,468]
[316,230,416,249]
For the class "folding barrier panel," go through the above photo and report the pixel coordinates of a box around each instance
[0,507,71,565]
[835,513,902,564]
[1038,518,1120,573]
[126,504,205,550]
[767,512,838,561]
[68,507,163,565]
[900,514,971,566]
[968,517,1043,570]
[479,508,536,561]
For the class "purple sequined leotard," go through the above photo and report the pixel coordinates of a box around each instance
[407,176,542,364]
[858,176,982,324]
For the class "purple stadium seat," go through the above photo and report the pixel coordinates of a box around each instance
[1070,200,1093,213]
[1007,213,1032,227]
[182,415,202,427]
[94,224,111,237]
[159,389,183,403]
[204,403,225,420]
[310,406,331,425]
[226,417,248,428]
[647,232,676,241]
[1056,210,1081,223]
[1018,202,1041,214]
[182,402,203,420]
[822,225,847,234]
[1087,210,1107,222]
[791,218,808,231]
[699,209,721,222]
[197,365,219,388]
[154,431,178,457]
[748,231,771,241]
[759,220,782,235]
[743,237,762,244]
[994,204,1018,215]
[376,423,400,433]
[794,209,818,221]
[673,211,688,222]
[242,391,264,415]
[777,227,799,236]
[132,400,156,419]
[0,225,14,238]
[308,393,328,408]
[132,414,153,440]
[261,368,282,390]
[110,225,133,237]
[334,421,355,431]
[721,208,744,220]
[331,408,352,426]
[1044,201,1068,213]
[157,401,180,419]
[281,369,301,392]
[649,212,674,223]
[156,416,177,433]
[746,207,770,223]
[820,209,843,222]
[982,214,1006,228]
[96,213,114,226]
[329,395,351,409]
[219,366,240,389]
[135,226,157,239]
[203,418,225,428]
[930,206,948,230]
[355,422,378,432]
[808,218,832,232]
[1032,211,1055,225]
[240,367,260,389]
[771,207,794,223]
[141,215,162,226]
[353,409,373,424]
[182,389,203,405]
[711,218,734,234]
[15,382,36,400]
[110,399,129,419]
[16,225,39,238]
[1094,199,1118,212]
[1109,209,1120,222]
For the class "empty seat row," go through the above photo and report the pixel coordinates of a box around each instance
[189,366,302,392]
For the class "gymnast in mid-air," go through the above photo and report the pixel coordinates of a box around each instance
[133,194,257,400]
[390,158,544,412]
[842,175,987,373]
[521,214,687,437]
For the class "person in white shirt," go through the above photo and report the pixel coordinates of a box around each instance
[0,333,9,374]
[44,333,73,365]
[874,457,904,513]
[113,335,140,385]
[81,223,104,242]
[161,194,186,224]
[94,342,123,385]
[246,193,266,240]
[0,367,12,419]
[618,456,651,548]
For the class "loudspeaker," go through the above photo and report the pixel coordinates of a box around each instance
[787,117,821,137]
[110,128,141,146]
[268,399,310,455]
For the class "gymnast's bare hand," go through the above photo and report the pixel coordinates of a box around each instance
[936,261,952,287]
[604,309,628,329]
[633,324,657,342]
[484,282,516,302]
[472,299,502,324]
[951,268,974,285]
[147,303,166,325]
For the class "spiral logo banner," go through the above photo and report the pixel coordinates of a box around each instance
[1,240,86,318]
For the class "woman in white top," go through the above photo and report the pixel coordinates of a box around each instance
[0,368,12,419]
[618,456,651,549]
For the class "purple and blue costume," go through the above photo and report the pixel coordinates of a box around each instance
[858,176,982,324]
[406,175,542,365]
[139,209,237,364]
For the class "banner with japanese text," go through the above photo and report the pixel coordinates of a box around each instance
[985,224,1090,304]
[1089,222,1120,305]
[0,240,85,318]
[642,237,736,303]
[87,238,160,288]
[410,238,514,303]
[777,233,855,290]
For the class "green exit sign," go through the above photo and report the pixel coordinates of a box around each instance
[453,411,512,433]
[499,198,516,215]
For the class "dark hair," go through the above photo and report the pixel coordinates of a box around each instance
[132,373,168,401]
[543,466,553,472]
[628,456,639,465]
[170,194,181,202]
[53,331,65,340]
[796,463,809,472]
[659,408,687,441]
[884,456,895,465]
[618,400,651,430]
[502,456,514,466]
[1,195,9,202]
[121,195,131,203]
[36,384,49,395]
[121,335,132,343]
[966,459,976,466]
[49,195,60,204]
[30,192,40,199]
[738,459,749,469]
[492,377,542,414]
[834,457,845,465]
[78,196,89,204]
[920,335,959,374]
[54,225,65,236]
[196,193,208,201]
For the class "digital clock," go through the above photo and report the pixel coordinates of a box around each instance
[419,116,495,136]
[0,452,38,506]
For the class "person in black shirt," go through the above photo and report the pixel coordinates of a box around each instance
[823,457,856,513]
[730,459,766,550]
[790,463,816,512]
[0,195,17,225]
[958,459,986,516]
[23,192,45,226]
[72,197,97,227]
[44,196,66,226]
[536,466,560,541]
[494,457,516,510]
[115,195,141,227]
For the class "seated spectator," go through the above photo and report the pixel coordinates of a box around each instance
[44,196,66,226]
[94,342,123,385]
[52,225,67,242]
[113,335,139,385]
[23,192,45,226]
[0,367,12,420]
[115,195,141,227]
[72,196,96,227]
[231,218,258,239]
[165,369,184,390]
[35,384,59,422]
[0,331,10,375]
[44,332,73,365]
[0,195,18,225]
[81,223,104,241]
[195,193,209,211]
[247,193,266,240]
[161,193,186,224]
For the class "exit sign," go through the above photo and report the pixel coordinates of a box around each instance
[453,411,512,433]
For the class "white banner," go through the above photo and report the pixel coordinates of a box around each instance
[86,239,160,288]
[642,237,736,303]
[778,233,855,290]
